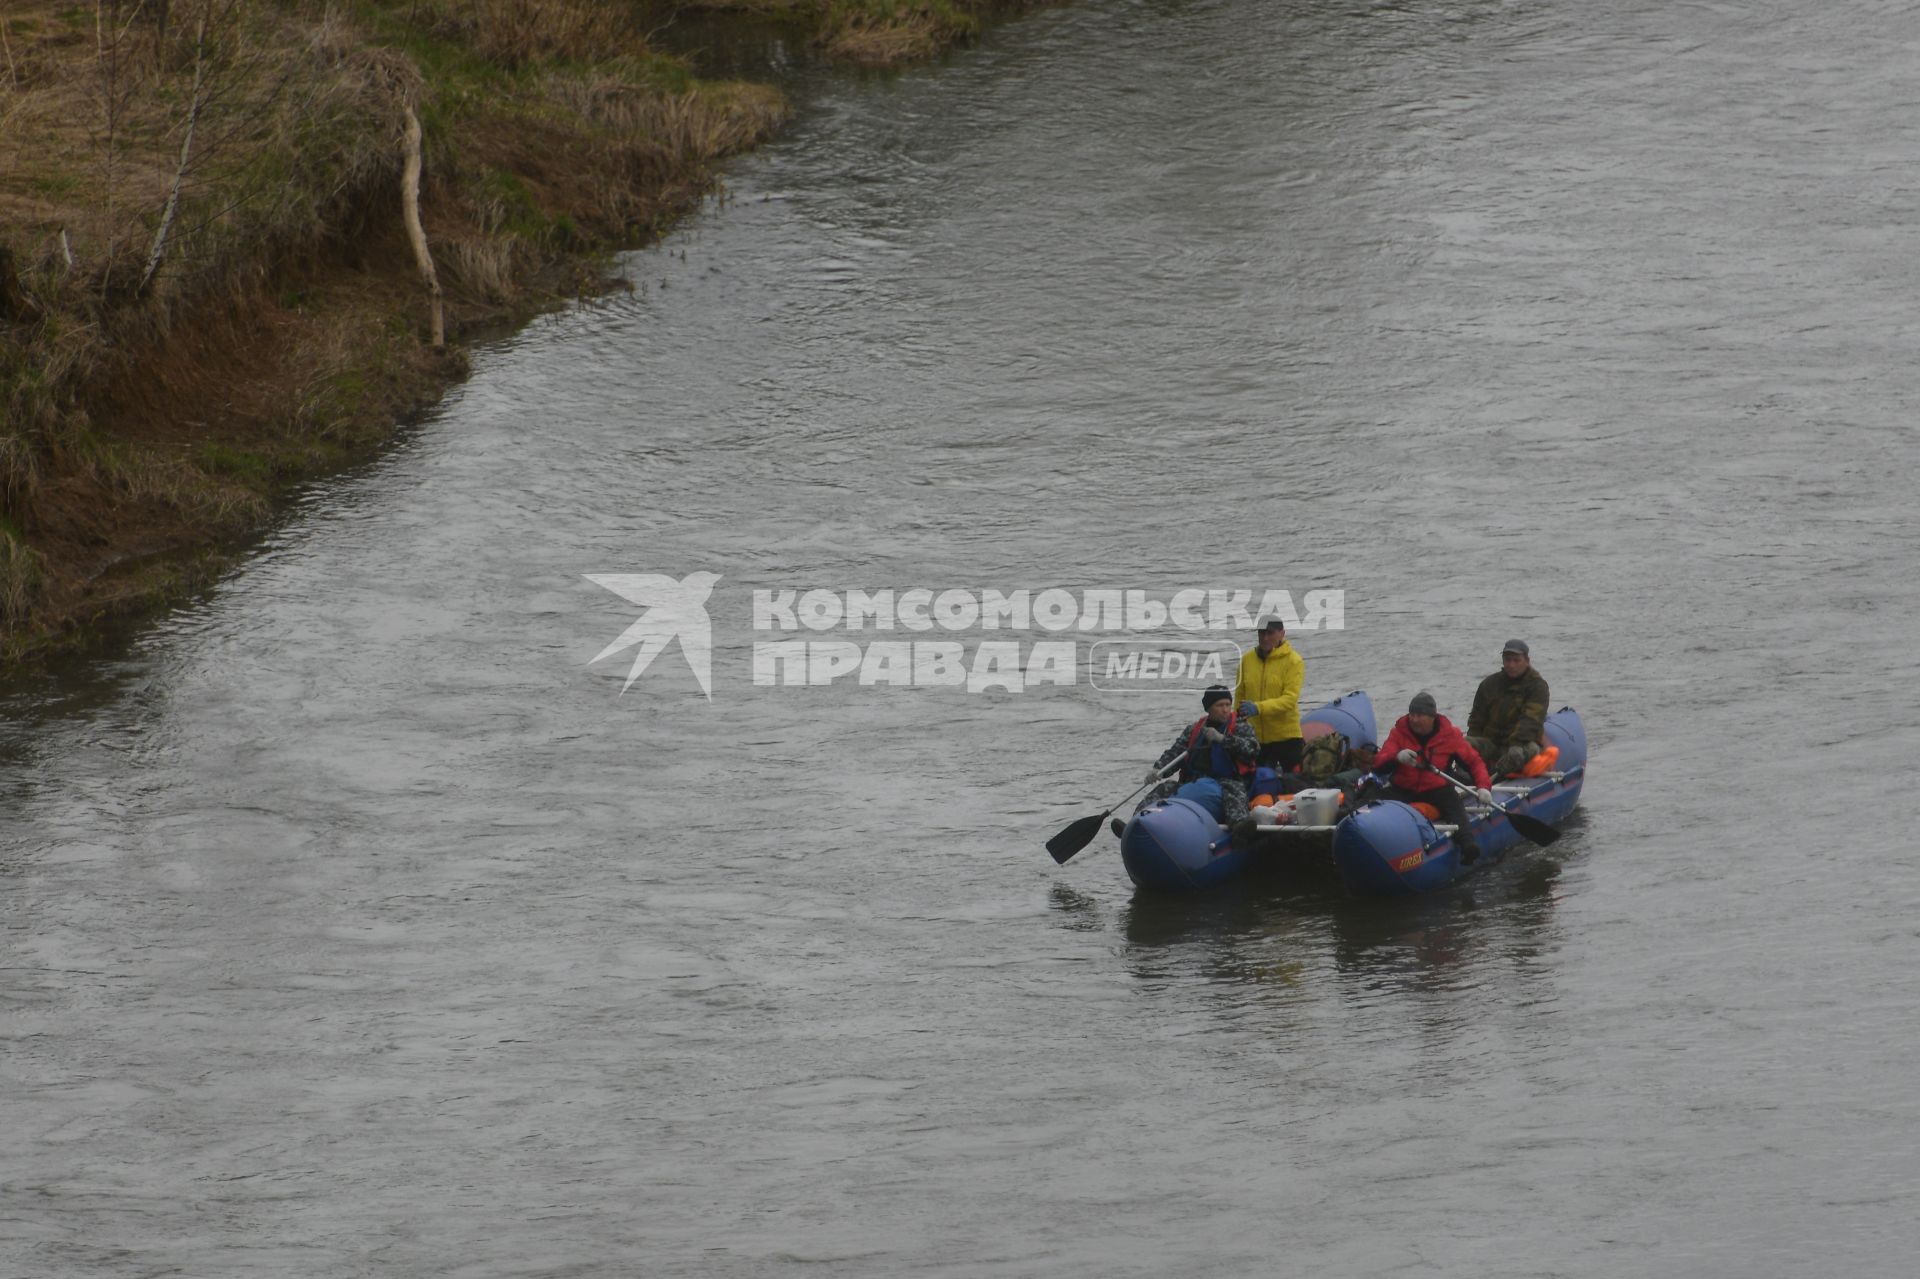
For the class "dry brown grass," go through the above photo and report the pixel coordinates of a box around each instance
[75,434,270,525]
[0,429,38,510]
[660,0,1017,67]
[427,0,635,69]
[0,528,44,627]
[824,14,950,66]
[545,75,786,158]
[436,235,525,304]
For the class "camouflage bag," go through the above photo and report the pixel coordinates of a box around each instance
[1298,730,1350,784]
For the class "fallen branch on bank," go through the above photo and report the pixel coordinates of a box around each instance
[400,104,444,347]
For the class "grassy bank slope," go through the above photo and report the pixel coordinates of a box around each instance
[2,0,1032,660]
[1,0,800,653]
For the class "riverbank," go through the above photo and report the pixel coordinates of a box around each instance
[0,0,1031,660]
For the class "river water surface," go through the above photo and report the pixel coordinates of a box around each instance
[6,1,1919,1275]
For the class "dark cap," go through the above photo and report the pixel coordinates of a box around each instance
[1502,638,1530,657]
[1202,685,1234,708]
[1256,615,1286,633]
[1408,691,1438,716]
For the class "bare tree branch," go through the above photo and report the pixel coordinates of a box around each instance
[137,12,205,297]
[2,2,19,91]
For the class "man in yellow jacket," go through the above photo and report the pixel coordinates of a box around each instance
[1233,615,1305,769]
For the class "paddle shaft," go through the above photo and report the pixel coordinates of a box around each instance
[1419,762,1560,846]
[1114,750,1189,810]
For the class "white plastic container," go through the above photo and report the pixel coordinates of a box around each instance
[1292,788,1342,827]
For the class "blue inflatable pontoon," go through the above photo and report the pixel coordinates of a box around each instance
[1119,694,1585,898]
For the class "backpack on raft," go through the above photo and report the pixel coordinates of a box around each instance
[1298,730,1350,784]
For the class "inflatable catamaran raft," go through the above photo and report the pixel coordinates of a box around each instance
[1116,691,1586,897]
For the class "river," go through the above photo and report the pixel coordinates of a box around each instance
[6,0,1918,1274]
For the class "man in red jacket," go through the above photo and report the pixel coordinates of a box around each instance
[1371,691,1495,864]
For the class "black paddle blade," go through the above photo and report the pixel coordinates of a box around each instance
[1503,810,1560,846]
[1047,813,1108,864]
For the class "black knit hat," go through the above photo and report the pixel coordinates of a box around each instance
[1202,685,1234,709]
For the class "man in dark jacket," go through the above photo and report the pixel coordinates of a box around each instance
[1130,685,1260,826]
[1465,639,1551,777]
[1371,691,1493,864]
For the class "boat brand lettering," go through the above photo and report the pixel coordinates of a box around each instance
[1391,849,1425,873]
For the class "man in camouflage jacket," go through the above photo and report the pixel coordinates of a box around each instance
[1465,639,1551,777]
[1138,685,1260,823]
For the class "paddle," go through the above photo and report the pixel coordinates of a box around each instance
[1420,762,1560,847]
[1047,753,1187,864]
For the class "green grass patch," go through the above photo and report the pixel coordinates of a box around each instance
[627,53,699,96]
[474,167,554,240]
[26,173,81,199]
[194,443,276,486]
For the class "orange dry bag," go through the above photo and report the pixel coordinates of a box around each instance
[1520,745,1560,778]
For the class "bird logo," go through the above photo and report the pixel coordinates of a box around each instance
[585,571,722,699]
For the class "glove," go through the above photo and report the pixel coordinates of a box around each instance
[1146,766,1165,784]
[1476,788,1493,805]
[1200,727,1226,744]
[1396,749,1419,766]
